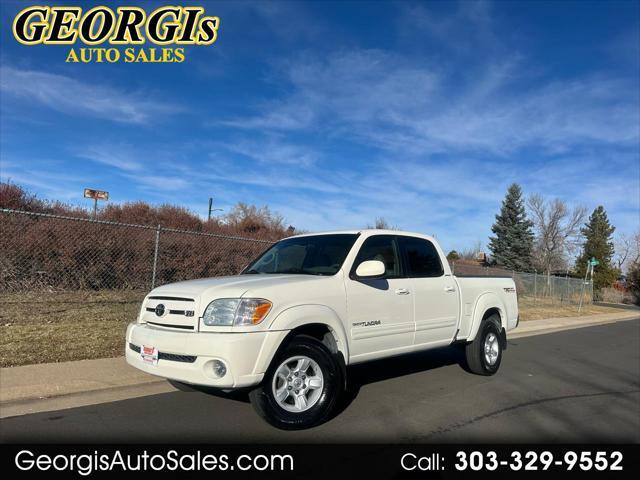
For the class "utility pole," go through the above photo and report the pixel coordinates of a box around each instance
[207,197,222,220]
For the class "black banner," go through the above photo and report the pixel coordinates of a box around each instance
[2,444,639,479]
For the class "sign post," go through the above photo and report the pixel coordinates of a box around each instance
[578,258,598,313]
[84,188,109,218]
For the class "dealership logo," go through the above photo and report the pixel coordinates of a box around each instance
[12,5,220,63]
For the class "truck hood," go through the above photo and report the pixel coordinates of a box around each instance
[149,274,323,300]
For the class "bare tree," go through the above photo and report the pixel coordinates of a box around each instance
[223,203,287,239]
[460,240,484,261]
[367,217,398,230]
[615,231,640,272]
[527,194,587,276]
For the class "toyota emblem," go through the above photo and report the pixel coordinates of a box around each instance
[155,304,166,317]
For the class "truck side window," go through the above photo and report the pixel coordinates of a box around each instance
[400,237,444,277]
[352,235,402,278]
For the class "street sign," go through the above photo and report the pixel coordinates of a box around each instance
[84,188,109,200]
[590,257,600,266]
[84,188,109,218]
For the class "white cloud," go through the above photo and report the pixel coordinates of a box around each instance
[0,66,178,124]
[73,144,193,192]
[221,48,639,156]
[0,160,86,201]
[397,0,496,51]
[75,145,143,172]
[130,174,190,191]
[218,137,318,166]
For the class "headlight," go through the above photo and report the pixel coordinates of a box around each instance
[202,298,272,327]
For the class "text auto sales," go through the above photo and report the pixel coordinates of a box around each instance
[12,6,220,63]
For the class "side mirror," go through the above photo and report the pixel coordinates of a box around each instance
[355,260,385,278]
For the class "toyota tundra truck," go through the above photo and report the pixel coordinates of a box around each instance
[126,230,518,429]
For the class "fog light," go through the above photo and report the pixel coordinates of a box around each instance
[211,360,227,378]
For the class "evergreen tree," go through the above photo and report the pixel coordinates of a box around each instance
[575,206,618,293]
[447,250,460,261]
[488,183,534,271]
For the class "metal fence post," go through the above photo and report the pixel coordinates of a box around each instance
[151,224,161,289]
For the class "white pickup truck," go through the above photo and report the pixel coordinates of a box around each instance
[126,230,518,429]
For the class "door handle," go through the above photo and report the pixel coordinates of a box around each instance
[395,288,410,295]
[444,286,456,293]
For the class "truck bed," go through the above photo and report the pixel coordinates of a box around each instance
[454,275,519,340]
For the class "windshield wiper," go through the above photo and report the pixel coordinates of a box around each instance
[243,268,327,275]
[277,268,325,275]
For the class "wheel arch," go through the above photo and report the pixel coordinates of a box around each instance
[468,292,507,343]
[255,304,349,376]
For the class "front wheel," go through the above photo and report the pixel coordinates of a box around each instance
[465,316,503,375]
[249,335,343,430]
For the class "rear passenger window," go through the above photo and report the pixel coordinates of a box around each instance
[352,235,402,278]
[400,237,444,277]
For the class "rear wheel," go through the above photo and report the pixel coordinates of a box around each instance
[465,315,503,375]
[249,335,343,430]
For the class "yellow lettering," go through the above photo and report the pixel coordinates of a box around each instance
[65,47,79,62]
[124,47,136,62]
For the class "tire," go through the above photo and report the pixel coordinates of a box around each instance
[249,334,344,430]
[465,315,503,375]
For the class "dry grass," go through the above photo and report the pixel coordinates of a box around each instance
[0,291,144,367]
[0,290,629,367]
[517,297,620,321]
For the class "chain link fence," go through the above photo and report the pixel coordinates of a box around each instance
[451,261,593,307]
[1,209,593,323]
[0,208,273,363]
[0,209,594,303]
[1,209,596,366]
[1,208,272,292]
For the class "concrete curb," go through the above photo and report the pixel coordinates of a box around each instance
[1,310,638,418]
[510,310,639,339]
[0,356,160,404]
[0,381,175,419]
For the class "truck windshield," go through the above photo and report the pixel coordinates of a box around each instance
[243,234,359,276]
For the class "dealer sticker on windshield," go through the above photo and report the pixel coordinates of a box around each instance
[141,345,159,366]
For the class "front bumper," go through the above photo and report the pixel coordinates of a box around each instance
[125,322,287,388]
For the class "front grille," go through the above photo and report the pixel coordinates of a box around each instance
[129,343,197,363]
[146,307,192,315]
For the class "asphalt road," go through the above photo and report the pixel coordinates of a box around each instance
[2,320,639,443]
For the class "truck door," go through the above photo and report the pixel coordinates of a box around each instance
[398,236,459,347]
[345,235,414,361]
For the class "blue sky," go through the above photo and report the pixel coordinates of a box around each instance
[0,0,638,252]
